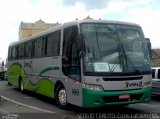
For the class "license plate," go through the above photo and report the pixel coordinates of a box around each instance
[119,94,130,99]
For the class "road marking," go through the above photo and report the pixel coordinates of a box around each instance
[1,96,55,114]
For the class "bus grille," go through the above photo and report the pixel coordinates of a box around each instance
[102,94,143,103]
[103,76,143,81]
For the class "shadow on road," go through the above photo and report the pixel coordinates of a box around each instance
[12,88,145,116]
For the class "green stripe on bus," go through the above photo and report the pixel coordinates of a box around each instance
[27,78,55,98]
[40,66,60,75]
[7,63,27,87]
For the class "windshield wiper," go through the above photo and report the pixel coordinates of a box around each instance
[120,43,141,75]
[109,41,141,75]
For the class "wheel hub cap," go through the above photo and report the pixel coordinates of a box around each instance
[58,89,67,105]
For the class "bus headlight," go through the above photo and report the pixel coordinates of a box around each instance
[143,81,152,88]
[82,84,103,91]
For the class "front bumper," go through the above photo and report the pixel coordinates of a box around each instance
[82,87,152,108]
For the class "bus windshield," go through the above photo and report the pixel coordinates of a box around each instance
[80,23,150,75]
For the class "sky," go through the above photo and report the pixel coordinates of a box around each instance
[0,0,159,59]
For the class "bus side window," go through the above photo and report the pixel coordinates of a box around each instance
[18,43,24,59]
[158,69,160,79]
[69,41,81,80]
[33,38,42,58]
[46,31,60,56]
[8,47,12,60]
[11,47,16,60]
[25,41,32,58]
[62,26,80,80]
[13,46,18,60]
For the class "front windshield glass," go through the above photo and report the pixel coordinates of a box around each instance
[80,23,150,75]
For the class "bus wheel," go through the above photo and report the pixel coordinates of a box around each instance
[55,84,68,109]
[19,79,24,93]
[8,82,12,85]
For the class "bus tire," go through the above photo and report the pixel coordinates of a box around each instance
[19,78,25,93]
[55,84,68,109]
[8,82,12,85]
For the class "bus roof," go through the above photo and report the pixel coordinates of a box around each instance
[64,19,140,28]
[9,19,141,47]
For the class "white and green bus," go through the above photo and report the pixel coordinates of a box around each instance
[7,19,152,108]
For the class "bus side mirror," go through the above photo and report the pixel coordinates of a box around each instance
[145,38,151,57]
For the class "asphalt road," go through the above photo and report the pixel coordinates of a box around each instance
[0,80,160,119]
